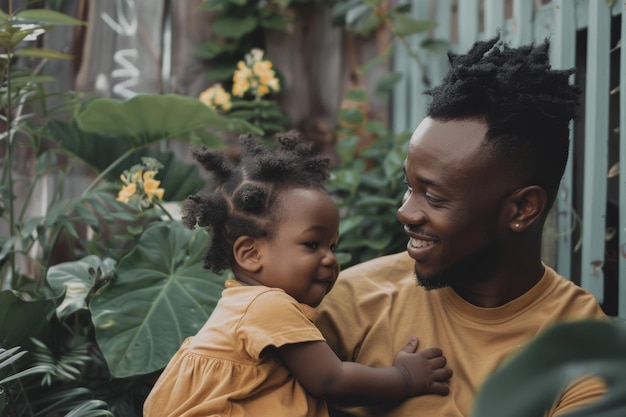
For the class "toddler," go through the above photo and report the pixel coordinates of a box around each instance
[143,131,452,417]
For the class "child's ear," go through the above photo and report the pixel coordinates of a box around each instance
[233,236,263,272]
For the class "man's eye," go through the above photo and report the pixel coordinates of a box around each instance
[425,193,444,205]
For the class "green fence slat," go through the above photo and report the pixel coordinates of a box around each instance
[431,0,452,88]
[580,0,611,303]
[551,0,577,280]
[485,0,505,38]
[512,0,533,46]
[407,0,430,130]
[458,0,480,53]
[392,0,410,134]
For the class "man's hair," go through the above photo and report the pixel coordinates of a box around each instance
[426,36,581,207]
[182,130,330,274]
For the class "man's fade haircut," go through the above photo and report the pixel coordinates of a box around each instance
[426,35,581,208]
[182,130,330,274]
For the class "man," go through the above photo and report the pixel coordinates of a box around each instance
[316,36,606,416]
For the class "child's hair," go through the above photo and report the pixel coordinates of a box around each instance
[426,35,581,209]
[182,130,331,274]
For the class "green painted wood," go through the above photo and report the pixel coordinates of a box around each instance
[458,0,480,53]
[616,1,626,319]
[551,0,577,281]
[407,0,430,130]
[431,0,452,88]
[511,0,533,46]
[392,0,410,134]
[485,0,505,38]
[580,0,611,303]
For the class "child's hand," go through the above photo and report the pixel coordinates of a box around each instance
[392,336,453,397]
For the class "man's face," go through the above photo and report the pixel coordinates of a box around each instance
[398,117,513,289]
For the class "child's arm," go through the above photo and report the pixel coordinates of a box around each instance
[275,336,452,404]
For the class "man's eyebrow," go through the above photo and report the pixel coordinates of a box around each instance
[402,164,443,188]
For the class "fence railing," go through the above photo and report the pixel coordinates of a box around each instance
[393,0,625,318]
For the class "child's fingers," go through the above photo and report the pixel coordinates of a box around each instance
[400,336,420,353]
[428,381,451,396]
[419,347,443,359]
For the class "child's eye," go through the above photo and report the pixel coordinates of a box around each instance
[330,243,337,252]
[304,242,319,250]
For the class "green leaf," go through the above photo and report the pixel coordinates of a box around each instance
[358,46,393,73]
[206,62,239,82]
[0,290,59,348]
[14,47,73,60]
[273,0,292,7]
[199,0,232,12]
[90,222,227,377]
[353,14,382,37]
[338,107,365,125]
[346,88,369,102]
[47,256,116,321]
[75,94,262,147]
[375,71,402,95]
[339,215,364,236]
[390,14,437,37]
[8,75,56,89]
[15,9,86,26]
[472,320,626,417]
[212,15,257,38]
[259,12,287,31]
[421,39,452,55]
[194,39,239,59]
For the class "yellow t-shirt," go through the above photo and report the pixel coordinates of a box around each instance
[144,281,328,417]
[316,252,606,417]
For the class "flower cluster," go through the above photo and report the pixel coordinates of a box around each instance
[232,48,280,98]
[199,83,232,111]
[116,157,165,209]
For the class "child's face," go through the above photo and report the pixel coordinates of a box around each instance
[258,187,340,307]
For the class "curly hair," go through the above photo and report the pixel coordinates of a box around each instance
[426,35,581,207]
[182,130,331,274]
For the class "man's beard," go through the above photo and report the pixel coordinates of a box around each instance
[414,242,500,290]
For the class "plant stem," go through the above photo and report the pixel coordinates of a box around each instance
[4,18,16,290]
[154,200,174,221]
[82,148,137,196]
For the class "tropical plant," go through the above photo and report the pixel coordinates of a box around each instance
[472,319,626,417]
[0,3,260,415]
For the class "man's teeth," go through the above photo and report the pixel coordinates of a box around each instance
[410,238,435,248]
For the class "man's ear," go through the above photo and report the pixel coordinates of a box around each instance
[233,236,263,272]
[504,185,548,232]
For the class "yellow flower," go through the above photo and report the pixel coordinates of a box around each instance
[143,171,164,202]
[231,49,280,98]
[257,84,270,96]
[117,183,137,203]
[199,84,232,111]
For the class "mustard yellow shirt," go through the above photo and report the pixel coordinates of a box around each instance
[316,252,606,417]
[144,281,328,417]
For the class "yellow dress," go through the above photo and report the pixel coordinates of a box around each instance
[143,280,329,417]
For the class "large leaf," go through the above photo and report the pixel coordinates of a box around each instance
[47,121,211,201]
[46,120,131,174]
[90,222,227,378]
[0,290,59,349]
[211,15,257,38]
[15,9,86,26]
[472,320,626,417]
[75,94,262,148]
[47,256,116,321]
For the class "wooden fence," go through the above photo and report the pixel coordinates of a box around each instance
[392,0,625,318]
